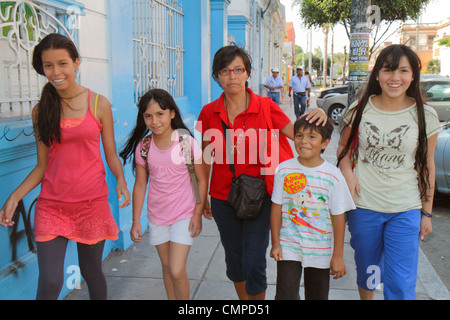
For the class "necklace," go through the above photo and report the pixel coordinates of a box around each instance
[60,88,88,112]
[224,92,248,130]
[224,92,248,155]
[60,88,87,100]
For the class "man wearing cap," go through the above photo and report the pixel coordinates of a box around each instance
[288,66,311,118]
[264,67,284,105]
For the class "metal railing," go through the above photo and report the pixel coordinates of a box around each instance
[132,0,185,102]
[0,0,81,121]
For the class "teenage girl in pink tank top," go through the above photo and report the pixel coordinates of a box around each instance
[0,34,130,300]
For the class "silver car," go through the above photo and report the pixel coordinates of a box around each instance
[435,122,450,194]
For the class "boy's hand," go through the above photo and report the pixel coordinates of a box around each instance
[270,245,283,261]
[330,256,346,279]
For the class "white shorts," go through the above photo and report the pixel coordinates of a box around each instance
[148,217,193,246]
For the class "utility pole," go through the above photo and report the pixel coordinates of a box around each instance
[348,0,371,106]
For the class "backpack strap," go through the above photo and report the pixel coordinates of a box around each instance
[140,134,153,174]
[179,133,201,204]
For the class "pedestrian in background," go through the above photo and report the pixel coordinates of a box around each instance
[337,44,441,300]
[0,33,130,300]
[304,71,313,108]
[264,67,284,105]
[288,66,311,118]
[270,117,355,300]
[196,45,327,300]
[120,88,207,300]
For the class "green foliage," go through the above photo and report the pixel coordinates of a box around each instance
[427,58,440,74]
[438,37,450,47]
[293,0,432,28]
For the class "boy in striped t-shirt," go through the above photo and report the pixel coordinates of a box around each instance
[270,117,355,300]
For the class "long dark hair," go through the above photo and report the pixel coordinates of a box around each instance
[32,33,80,146]
[337,44,430,200]
[119,88,192,172]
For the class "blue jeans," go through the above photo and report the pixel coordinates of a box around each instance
[293,93,307,118]
[211,195,271,295]
[347,208,421,300]
[267,92,280,105]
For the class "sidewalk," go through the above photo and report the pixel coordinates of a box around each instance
[65,91,450,300]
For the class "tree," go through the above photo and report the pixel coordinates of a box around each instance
[438,37,450,47]
[427,59,440,74]
[293,0,432,59]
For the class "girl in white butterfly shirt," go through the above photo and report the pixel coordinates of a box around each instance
[337,44,441,300]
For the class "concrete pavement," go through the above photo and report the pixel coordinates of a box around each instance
[65,89,450,300]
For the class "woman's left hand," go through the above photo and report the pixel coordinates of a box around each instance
[302,108,328,126]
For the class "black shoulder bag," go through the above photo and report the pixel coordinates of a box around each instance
[222,120,266,220]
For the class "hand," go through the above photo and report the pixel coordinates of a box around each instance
[270,245,283,261]
[130,221,142,242]
[420,215,432,240]
[330,255,346,279]
[345,171,361,201]
[189,214,202,238]
[302,108,328,126]
[203,196,213,220]
[116,180,131,208]
[0,195,18,227]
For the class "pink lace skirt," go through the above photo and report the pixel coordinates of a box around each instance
[34,196,119,245]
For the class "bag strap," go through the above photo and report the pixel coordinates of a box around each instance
[178,133,201,204]
[221,120,237,181]
[140,132,201,204]
[140,134,152,173]
[261,97,273,130]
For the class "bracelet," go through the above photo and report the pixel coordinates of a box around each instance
[421,209,432,218]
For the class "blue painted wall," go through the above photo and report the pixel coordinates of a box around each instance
[228,15,248,48]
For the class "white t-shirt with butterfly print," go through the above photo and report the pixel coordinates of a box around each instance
[344,95,441,213]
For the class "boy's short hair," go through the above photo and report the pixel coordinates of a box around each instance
[293,117,334,153]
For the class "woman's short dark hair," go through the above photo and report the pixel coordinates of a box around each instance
[212,45,252,87]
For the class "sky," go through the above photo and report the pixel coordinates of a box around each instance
[280,0,450,54]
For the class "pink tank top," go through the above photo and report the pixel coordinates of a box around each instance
[39,90,109,202]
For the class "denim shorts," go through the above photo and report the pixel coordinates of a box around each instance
[347,207,421,300]
[211,195,271,296]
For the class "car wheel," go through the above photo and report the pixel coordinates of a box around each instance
[328,104,345,125]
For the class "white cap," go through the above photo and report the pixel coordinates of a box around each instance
[296,65,303,70]
[271,67,279,72]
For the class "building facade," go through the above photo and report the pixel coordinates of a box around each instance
[0,0,284,299]
[0,0,286,299]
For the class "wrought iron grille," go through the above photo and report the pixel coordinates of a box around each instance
[132,0,185,102]
[0,0,82,121]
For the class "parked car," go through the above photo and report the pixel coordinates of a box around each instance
[321,76,450,125]
[435,122,450,194]
[316,85,348,109]
[321,92,349,125]
[421,78,450,122]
